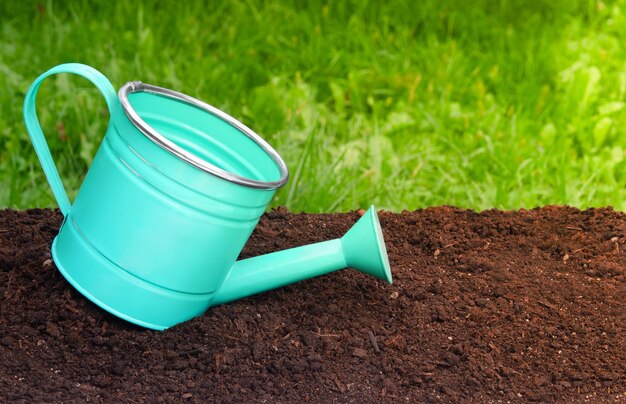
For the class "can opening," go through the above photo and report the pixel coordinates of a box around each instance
[119,82,289,190]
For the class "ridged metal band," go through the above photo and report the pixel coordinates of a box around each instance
[118,81,289,190]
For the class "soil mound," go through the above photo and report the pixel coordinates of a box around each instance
[0,207,624,402]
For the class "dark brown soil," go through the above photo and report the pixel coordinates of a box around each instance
[0,207,625,403]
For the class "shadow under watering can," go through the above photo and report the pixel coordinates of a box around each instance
[23,63,392,330]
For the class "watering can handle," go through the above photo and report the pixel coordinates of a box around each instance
[23,63,118,217]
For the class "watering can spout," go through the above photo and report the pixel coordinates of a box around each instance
[210,206,392,307]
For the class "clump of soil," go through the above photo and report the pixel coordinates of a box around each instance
[0,206,624,402]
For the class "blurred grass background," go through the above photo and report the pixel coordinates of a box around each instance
[3,0,626,212]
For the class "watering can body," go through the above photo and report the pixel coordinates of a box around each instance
[24,64,392,330]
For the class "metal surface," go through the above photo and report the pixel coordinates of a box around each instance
[118,81,289,190]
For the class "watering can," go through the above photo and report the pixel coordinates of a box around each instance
[23,63,392,330]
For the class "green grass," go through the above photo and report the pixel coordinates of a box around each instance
[3,0,626,212]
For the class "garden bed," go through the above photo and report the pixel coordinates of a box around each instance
[0,207,624,402]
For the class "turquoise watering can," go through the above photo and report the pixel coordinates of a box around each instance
[23,63,392,330]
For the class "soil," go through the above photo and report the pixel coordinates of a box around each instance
[0,206,624,403]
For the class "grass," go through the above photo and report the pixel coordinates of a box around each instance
[3,0,626,212]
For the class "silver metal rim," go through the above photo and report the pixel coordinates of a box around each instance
[118,81,289,190]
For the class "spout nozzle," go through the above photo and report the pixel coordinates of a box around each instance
[210,205,392,307]
[341,205,392,284]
